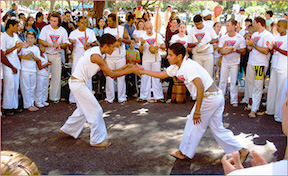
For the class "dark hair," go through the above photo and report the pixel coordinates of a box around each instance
[248,24,254,29]
[35,12,43,20]
[26,30,37,39]
[2,14,10,22]
[227,18,237,26]
[108,13,116,22]
[25,16,39,36]
[18,13,25,18]
[49,12,62,26]
[76,16,84,23]
[266,10,273,17]
[130,37,136,41]
[213,22,221,27]
[5,17,19,31]
[142,12,149,22]
[193,14,202,23]
[99,33,116,47]
[127,14,135,22]
[254,16,266,27]
[64,11,71,15]
[168,43,186,58]
[96,17,105,29]
[245,18,252,23]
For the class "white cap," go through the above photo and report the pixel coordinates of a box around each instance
[202,9,213,17]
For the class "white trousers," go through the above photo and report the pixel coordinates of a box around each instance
[219,64,239,104]
[214,56,221,79]
[193,54,214,77]
[47,53,62,101]
[60,81,108,145]
[140,61,164,100]
[20,71,36,109]
[266,68,287,120]
[35,74,49,105]
[278,77,287,122]
[179,91,243,159]
[2,66,20,109]
[105,58,126,103]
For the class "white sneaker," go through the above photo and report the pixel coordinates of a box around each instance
[36,103,44,108]
[43,102,49,106]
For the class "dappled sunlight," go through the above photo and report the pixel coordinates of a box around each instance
[103,110,117,118]
[166,115,188,123]
[131,108,149,116]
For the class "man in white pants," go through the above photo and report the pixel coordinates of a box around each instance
[138,21,165,102]
[38,12,69,103]
[266,19,287,122]
[218,18,246,107]
[187,14,218,77]
[242,16,273,118]
[104,13,131,103]
[138,43,249,162]
[59,34,138,147]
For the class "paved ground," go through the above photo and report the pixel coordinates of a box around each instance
[1,94,286,175]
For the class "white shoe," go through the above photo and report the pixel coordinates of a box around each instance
[43,102,49,106]
[232,103,238,107]
[36,103,44,108]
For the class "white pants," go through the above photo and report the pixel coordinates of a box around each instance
[266,68,287,120]
[140,61,164,100]
[20,71,36,109]
[2,66,20,109]
[179,91,243,159]
[193,54,214,77]
[105,58,126,103]
[35,74,49,105]
[278,77,287,122]
[47,53,62,101]
[60,80,108,145]
[214,56,221,79]
[219,64,239,104]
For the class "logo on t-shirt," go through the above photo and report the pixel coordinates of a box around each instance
[195,33,205,41]
[177,75,185,81]
[225,40,236,46]
[146,38,156,45]
[178,41,186,46]
[274,41,283,53]
[78,37,89,46]
[49,35,60,43]
[253,37,261,44]
[128,53,136,59]
[113,34,118,39]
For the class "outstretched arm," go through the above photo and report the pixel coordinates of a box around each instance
[137,64,170,79]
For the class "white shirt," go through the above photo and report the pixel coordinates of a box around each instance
[271,34,287,71]
[236,14,244,29]
[104,26,126,59]
[1,32,21,70]
[132,29,145,49]
[248,30,274,67]
[19,45,41,73]
[166,57,214,99]
[69,28,97,58]
[140,32,164,62]
[39,25,69,54]
[73,46,105,84]
[188,25,218,55]
[170,34,188,48]
[214,34,222,58]
[203,20,215,28]
[37,53,49,77]
[219,33,246,65]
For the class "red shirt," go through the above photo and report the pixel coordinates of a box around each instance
[35,21,47,31]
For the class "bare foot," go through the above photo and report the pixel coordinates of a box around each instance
[248,111,256,118]
[170,150,188,159]
[59,129,74,138]
[244,106,251,111]
[90,140,111,147]
[28,106,37,112]
[239,148,250,164]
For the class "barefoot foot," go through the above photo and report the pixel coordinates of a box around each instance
[170,150,188,159]
[59,129,74,138]
[248,111,256,118]
[90,140,111,147]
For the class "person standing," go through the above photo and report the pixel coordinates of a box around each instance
[38,12,69,103]
[104,13,131,103]
[202,9,215,28]
[265,10,274,31]
[35,12,47,31]
[124,14,136,38]
[6,3,17,17]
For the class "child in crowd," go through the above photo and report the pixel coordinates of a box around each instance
[126,37,141,98]
[18,31,41,111]
[35,44,52,108]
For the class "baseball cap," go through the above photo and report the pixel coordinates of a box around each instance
[240,8,245,12]
[202,9,213,17]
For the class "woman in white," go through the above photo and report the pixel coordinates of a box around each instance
[38,12,69,103]
[170,22,188,48]
[18,31,42,111]
[1,18,29,116]
[68,16,97,103]
[132,20,145,51]
[213,22,222,81]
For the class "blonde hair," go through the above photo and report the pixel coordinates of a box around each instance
[1,151,41,175]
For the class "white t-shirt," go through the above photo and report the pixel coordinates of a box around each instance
[170,34,188,48]
[39,25,69,54]
[239,27,248,37]
[203,20,215,29]
[188,25,218,55]
[271,34,287,71]
[1,32,21,70]
[19,45,41,73]
[213,34,222,59]
[219,33,246,65]
[73,46,105,84]
[248,30,274,67]
[166,57,214,99]
[69,28,97,59]
[236,14,244,29]
[104,26,126,59]
[132,29,145,49]
[37,53,49,77]
[140,32,164,62]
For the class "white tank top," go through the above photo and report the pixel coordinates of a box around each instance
[72,46,105,84]
[104,26,126,59]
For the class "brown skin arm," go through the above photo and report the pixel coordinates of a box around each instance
[254,45,270,55]
[121,28,131,45]
[192,77,204,125]
[1,50,17,74]
[140,69,170,79]
[273,44,288,56]
[210,38,219,44]
[38,39,50,47]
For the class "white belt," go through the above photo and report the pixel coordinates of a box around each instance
[203,89,221,98]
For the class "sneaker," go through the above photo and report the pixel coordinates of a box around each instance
[53,100,60,104]
[43,102,49,106]
[232,103,238,107]
[36,103,44,108]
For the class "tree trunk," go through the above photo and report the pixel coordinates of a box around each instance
[93,1,105,21]
[50,0,56,12]
[67,0,71,10]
